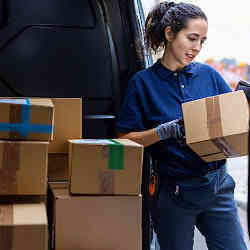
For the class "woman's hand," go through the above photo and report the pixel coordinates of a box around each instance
[157,118,186,145]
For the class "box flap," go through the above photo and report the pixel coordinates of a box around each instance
[50,183,70,199]
[0,97,54,107]
[113,139,143,147]
[69,138,142,147]
[29,98,54,107]
[69,139,117,145]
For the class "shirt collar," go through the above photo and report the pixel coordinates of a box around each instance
[153,59,198,79]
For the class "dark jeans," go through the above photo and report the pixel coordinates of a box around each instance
[149,165,247,250]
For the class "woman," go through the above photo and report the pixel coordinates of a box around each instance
[115,1,247,250]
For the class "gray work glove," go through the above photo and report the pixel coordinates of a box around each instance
[157,118,186,145]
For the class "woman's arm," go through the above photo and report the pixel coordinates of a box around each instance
[117,119,185,147]
[118,128,160,147]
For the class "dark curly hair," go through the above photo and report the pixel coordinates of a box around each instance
[145,1,207,54]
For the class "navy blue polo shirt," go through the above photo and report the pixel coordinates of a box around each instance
[116,60,232,178]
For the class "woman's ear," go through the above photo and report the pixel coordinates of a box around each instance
[164,26,174,42]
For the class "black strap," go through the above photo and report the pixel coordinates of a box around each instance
[98,0,121,115]
[236,80,250,89]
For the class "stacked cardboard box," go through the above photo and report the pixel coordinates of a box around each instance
[0,203,48,250]
[47,98,82,181]
[49,138,144,250]
[68,139,143,195]
[0,98,54,250]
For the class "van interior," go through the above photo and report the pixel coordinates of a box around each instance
[0,0,153,249]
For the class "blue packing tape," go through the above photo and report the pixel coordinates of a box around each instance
[0,98,53,137]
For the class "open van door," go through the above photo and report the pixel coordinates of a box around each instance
[0,0,153,249]
[0,0,152,137]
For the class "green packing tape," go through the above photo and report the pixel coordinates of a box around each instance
[108,139,124,170]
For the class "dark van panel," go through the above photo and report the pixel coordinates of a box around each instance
[0,1,152,250]
[0,0,147,138]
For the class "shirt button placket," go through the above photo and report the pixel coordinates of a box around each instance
[179,74,186,100]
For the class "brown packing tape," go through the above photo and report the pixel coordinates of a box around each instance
[99,171,115,194]
[0,142,20,194]
[206,96,223,138]
[0,204,14,250]
[98,145,115,194]
[101,145,109,158]
[9,103,23,139]
[206,96,239,157]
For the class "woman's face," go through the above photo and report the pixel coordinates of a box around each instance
[165,18,208,70]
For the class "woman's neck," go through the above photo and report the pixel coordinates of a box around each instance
[161,49,183,72]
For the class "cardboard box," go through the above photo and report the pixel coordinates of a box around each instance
[68,139,144,195]
[182,90,249,162]
[0,141,48,195]
[49,183,142,250]
[49,98,82,153]
[0,98,54,141]
[48,154,68,182]
[0,202,48,250]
